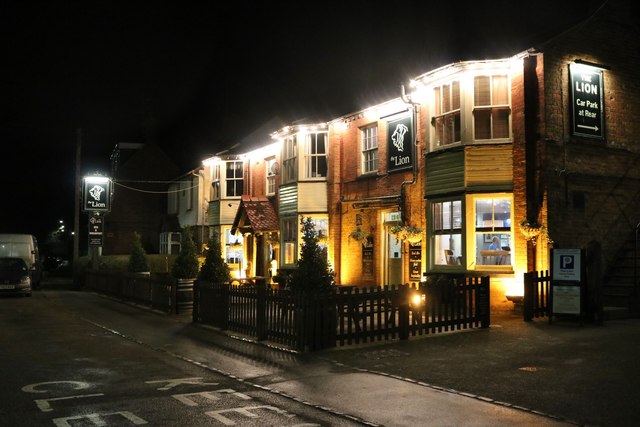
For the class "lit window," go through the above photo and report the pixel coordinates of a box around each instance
[473,75,510,140]
[432,200,462,266]
[210,163,220,200]
[433,81,461,147]
[282,136,297,184]
[361,125,378,174]
[225,161,243,197]
[474,197,512,267]
[225,229,243,264]
[266,157,276,195]
[305,132,327,178]
[282,218,297,265]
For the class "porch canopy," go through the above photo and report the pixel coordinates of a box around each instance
[231,195,279,235]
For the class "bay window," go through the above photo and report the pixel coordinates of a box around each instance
[473,75,510,140]
[432,200,462,265]
[434,81,461,147]
[305,132,327,178]
[225,160,243,197]
[282,136,297,184]
[474,197,512,267]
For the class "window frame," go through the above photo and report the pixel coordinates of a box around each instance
[361,124,379,174]
[304,132,328,179]
[472,74,511,142]
[265,157,276,195]
[224,160,244,198]
[282,136,298,184]
[433,80,461,147]
[471,195,513,269]
[430,198,463,267]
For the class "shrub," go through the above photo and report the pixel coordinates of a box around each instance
[127,232,149,273]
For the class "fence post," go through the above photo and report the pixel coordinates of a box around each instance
[221,282,229,330]
[256,278,267,341]
[192,280,199,323]
[477,276,491,328]
[523,272,533,321]
[399,284,410,340]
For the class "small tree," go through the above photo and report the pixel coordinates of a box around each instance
[290,217,335,293]
[127,232,149,273]
[198,232,230,283]
[171,226,199,279]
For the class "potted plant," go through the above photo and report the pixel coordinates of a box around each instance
[127,232,150,275]
[171,226,199,314]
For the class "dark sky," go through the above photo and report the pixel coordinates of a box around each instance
[2,0,596,244]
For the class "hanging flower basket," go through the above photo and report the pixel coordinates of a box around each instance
[349,228,369,245]
[519,219,553,245]
[389,224,423,243]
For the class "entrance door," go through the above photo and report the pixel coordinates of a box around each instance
[386,232,403,285]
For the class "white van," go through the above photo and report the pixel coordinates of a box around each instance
[0,234,42,288]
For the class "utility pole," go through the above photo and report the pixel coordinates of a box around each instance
[73,128,81,263]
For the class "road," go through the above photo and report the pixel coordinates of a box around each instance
[1,279,574,426]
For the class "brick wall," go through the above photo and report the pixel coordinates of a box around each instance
[540,0,640,268]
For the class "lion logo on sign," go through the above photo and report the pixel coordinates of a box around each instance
[89,185,104,201]
[392,123,409,152]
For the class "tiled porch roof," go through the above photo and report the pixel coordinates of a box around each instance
[231,195,279,235]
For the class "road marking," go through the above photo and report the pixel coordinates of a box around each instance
[206,405,294,426]
[145,377,218,390]
[172,388,253,406]
[22,381,92,394]
[52,411,147,427]
[35,393,105,412]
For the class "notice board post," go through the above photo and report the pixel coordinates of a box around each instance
[550,248,586,325]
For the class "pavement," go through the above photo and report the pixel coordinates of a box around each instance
[41,276,640,426]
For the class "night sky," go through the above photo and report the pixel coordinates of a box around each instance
[2,0,596,246]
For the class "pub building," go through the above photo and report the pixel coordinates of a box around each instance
[198,0,637,312]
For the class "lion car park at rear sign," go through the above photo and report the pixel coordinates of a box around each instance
[82,176,112,213]
[570,62,605,139]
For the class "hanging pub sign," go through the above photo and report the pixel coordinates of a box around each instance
[83,175,112,213]
[386,114,413,172]
[570,62,604,139]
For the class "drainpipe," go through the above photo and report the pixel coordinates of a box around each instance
[400,84,420,224]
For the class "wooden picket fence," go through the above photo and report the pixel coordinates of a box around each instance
[194,276,490,351]
[523,270,551,321]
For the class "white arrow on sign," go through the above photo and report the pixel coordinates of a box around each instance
[577,124,599,131]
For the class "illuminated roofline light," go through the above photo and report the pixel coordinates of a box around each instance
[84,176,109,184]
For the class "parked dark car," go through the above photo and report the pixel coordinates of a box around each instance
[0,257,32,297]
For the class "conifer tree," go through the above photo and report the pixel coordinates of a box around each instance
[198,232,230,283]
[127,232,149,273]
[290,217,335,292]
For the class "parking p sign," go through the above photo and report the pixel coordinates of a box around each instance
[552,249,582,282]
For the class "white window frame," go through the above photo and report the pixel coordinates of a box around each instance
[282,136,297,184]
[304,132,328,179]
[265,157,276,195]
[224,160,243,198]
[361,124,378,174]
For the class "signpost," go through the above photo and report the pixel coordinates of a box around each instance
[550,248,585,324]
[83,175,112,267]
[570,62,605,139]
